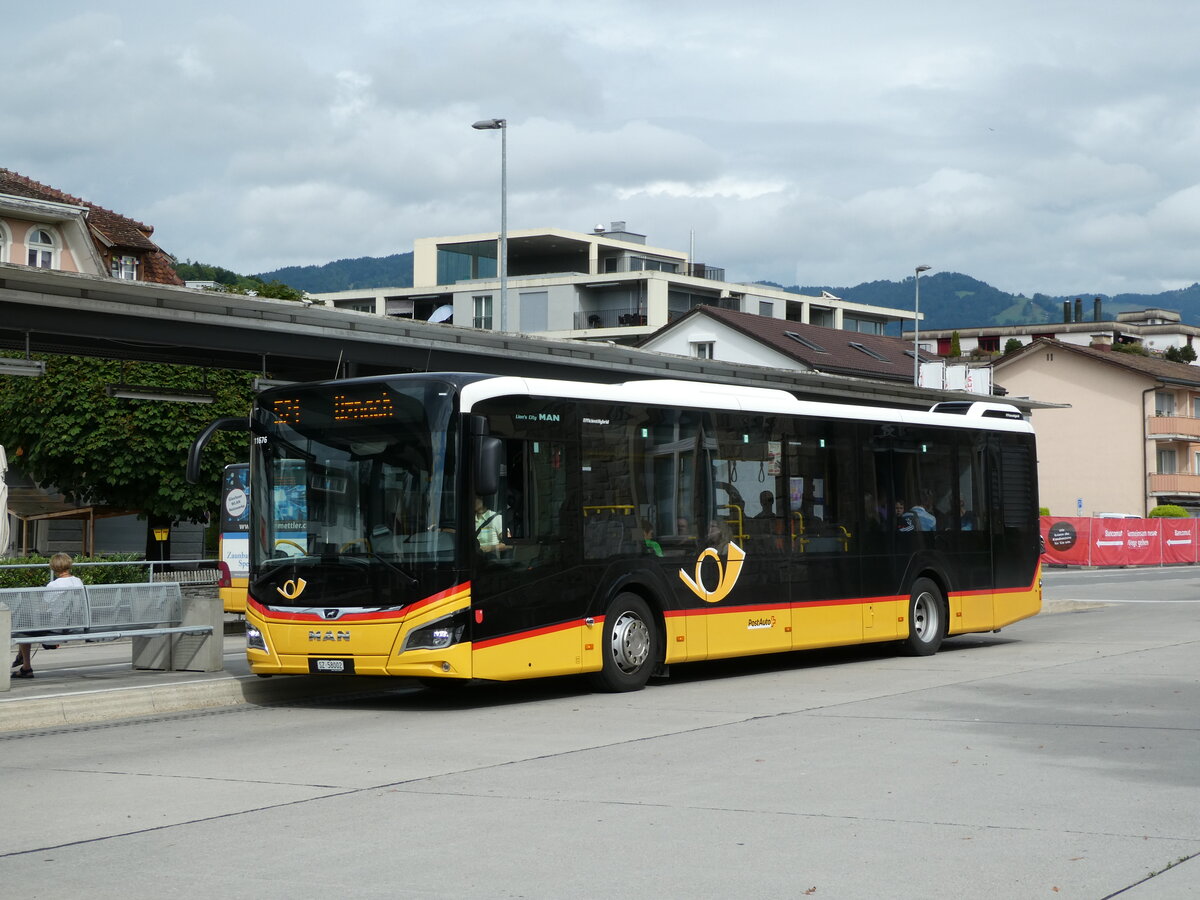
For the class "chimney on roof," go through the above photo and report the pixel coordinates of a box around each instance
[1063,300,1071,323]
[1090,334,1113,352]
[1074,297,1083,322]
[1094,297,1102,322]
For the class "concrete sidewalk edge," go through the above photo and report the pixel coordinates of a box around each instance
[0,673,388,734]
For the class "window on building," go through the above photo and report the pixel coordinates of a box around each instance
[1158,448,1178,474]
[629,256,678,274]
[334,299,376,313]
[437,242,497,284]
[844,316,885,335]
[0,223,8,263]
[110,254,139,280]
[1156,392,1176,416]
[977,336,1001,353]
[758,300,774,317]
[1191,396,1200,419]
[692,342,714,359]
[667,289,720,321]
[473,294,493,330]
[26,227,56,268]
[810,307,835,328]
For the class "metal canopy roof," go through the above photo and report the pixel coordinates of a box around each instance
[0,264,1057,411]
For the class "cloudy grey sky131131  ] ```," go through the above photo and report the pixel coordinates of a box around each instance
[6,0,1200,296]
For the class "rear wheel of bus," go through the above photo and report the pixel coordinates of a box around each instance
[902,577,946,656]
[591,593,657,692]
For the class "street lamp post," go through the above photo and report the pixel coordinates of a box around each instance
[913,264,931,385]
[472,118,507,332]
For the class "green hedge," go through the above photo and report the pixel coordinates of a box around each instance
[0,554,149,589]
[1148,504,1189,518]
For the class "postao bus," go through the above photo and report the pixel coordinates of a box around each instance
[188,373,1041,691]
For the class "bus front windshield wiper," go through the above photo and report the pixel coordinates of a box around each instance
[361,544,419,587]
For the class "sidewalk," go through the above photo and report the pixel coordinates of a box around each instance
[1,622,391,734]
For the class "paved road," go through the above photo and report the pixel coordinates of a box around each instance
[1044,564,1200,604]
[1,584,1198,898]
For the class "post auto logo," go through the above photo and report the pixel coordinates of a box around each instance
[1047,521,1077,551]
[679,541,746,603]
[276,578,308,600]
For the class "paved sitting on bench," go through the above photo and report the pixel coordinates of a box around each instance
[2,582,222,684]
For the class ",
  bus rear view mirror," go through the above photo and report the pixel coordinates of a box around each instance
[186,417,250,484]
[475,436,503,497]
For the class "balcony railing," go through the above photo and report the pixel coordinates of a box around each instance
[574,308,648,330]
[1148,473,1200,495]
[1147,415,1200,440]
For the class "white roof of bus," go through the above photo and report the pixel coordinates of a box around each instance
[459,376,1033,434]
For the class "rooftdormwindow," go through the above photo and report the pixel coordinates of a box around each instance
[111,254,139,280]
[849,341,889,362]
[785,331,827,353]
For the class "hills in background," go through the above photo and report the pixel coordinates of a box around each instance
[257,254,413,294]
[254,253,1200,332]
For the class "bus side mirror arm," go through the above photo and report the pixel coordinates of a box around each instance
[186,417,250,484]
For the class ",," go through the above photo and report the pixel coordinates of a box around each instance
[188,374,1042,692]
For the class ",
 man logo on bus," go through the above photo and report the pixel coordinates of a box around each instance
[679,541,746,603]
[276,578,307,600]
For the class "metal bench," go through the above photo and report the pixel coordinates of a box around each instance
[1,582,222,684]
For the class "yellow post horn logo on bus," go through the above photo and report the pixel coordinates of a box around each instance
[679,541,746,603]
[276,578,308,600]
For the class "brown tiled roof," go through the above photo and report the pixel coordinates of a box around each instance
[997,338,1200,386]
[643,306,929,381]
[0,168,182,285]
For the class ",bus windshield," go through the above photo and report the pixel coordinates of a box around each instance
[249,379,459,605]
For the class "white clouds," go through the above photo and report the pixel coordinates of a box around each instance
[616,177,787,202]
[1150,184,1200,236]
[7,1,1200,293]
